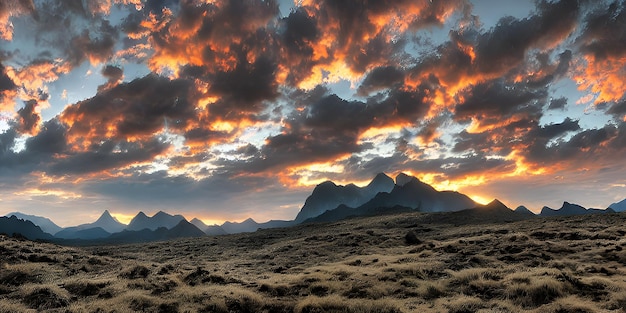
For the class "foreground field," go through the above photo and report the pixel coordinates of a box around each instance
[2,211,626,312]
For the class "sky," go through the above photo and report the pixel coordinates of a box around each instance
[1,0,626,226]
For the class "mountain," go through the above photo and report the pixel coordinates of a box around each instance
[425,199,534,225]
[104,220,205,244]
[54,210,125,239]
[354,174,476,213]
[127,211,186,231]
[304,203,413,224]
[539,202,613,217]
[294,173,395,223]
[91,210,126,233]
[190,218,228,236]
[514,206,536,215]
[609,198,626,212]
[221,218,260,234]
[167,220,206,238]
[302,174,476,224]
[5,212,63,235]
[55,227,110,240]
[0,216,54,240]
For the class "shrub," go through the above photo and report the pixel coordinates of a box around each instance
[120,265,151,279]
[22,287,69,310]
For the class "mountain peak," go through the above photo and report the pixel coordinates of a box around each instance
[395,173,416,186]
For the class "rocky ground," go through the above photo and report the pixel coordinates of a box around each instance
[2,211,626,312]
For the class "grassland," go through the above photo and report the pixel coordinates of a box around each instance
[2,211,626,312]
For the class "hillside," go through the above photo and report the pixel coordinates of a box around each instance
[1,211,626,312]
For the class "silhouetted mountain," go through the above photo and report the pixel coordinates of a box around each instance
[103,221,204,244]
[55,227,110,240]
[258,220,295,229]
[221,218,260,234]
[356,174,476,213]
[54,210,126,239]
[0,216,53,240]
[609,199,626,212]
[425,199,534,225]
[395,172,414,186]
[588,207,616,214]
[539,202,612,217]
[304,204,413,224]
[190,218,228,236]
[5,212,62,235]
[92,210,126,233]
[514,206,535,215]
[294,173,395,223]
[299,173,476,224]
[127,211,185,231]
[167,220,206,238]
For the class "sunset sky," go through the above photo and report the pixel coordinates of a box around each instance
[1,0,626,226]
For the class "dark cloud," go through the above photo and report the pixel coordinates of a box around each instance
[475,0,580,75]
[66,20,118,66]
[208,53,279,113]
[455,79,548,121]
[606,99,626,118]
[279,7,319,85]
[548,97,568,110]
[357,66,405,96]
[48,137,170,175]
[98,65,123,91]
[0,63,16,92]
[16,99,40,135]
[24,118,68,156]
[61,74,195,141]
[578,1,626,61]
[526,123,618,164]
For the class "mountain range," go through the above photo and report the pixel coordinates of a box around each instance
[1,173,621,243]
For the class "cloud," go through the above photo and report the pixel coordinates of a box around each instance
[474,0,579,76]
[61,74,195,146]
[16,99,40,135]
[357,66,405,96]
[48,136,170,175]
[0,62,17,111]
[97,64,124,91]
[0,0,35,40]
[548,97,568,110]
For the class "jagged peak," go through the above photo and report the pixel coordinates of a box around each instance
[487,199,506,208]
[395,172,417,186]
[153,210,170,217]
[242,217,257,224]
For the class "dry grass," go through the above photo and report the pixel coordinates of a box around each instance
[3,211,626,312]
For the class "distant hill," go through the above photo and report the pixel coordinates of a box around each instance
[54,210,125,239]
[190,218,228,236]
[514,206,536,216]
[127,211,186,231]
[5,212,63,235]
[354,174,476,213]
[0,216,54,240]
[294,173,395,223]
[540,202,614,217]
[221,218,260,234]
[55,227,111,240]
[609,199,626,212]
[98,220,205,244]
[304,204,413,224]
